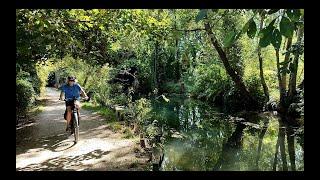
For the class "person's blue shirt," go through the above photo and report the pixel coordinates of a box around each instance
[60,83,82,100]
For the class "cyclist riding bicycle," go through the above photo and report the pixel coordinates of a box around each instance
[59,76,88,132]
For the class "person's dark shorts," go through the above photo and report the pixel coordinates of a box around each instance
[64,100,80,125]
[65,100,75,107]
[65,98,80,107]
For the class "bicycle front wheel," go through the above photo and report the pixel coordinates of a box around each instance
[73,112,79,143]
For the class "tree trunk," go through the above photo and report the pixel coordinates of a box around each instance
[298,67,304,84]
[259,55,269,101]
[298,79,304,89]
[288,26,304,100]
[276,49,286,112]
[140,133,146,148]
[204,21,257,106]
[258,13,269,102]
[281,37,293,91]
[173,9,181,81]
[282,38,287,51]
[83,68,90,88]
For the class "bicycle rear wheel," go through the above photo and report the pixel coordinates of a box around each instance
[73,112,79,143]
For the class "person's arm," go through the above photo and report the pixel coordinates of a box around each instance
[79,85,88,98]
[80,89,88,98]
[59,91,64,100]
[59,85,64,100]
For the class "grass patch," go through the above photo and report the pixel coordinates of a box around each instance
[29,106,44,116]
[17,98,46,125]
[108,121,123,132]
[28,98,47,117]
[83,102,138,138]
[123,127,135,139]
[82,102,116,121]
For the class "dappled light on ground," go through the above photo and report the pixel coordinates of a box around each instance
[16,88,148,171]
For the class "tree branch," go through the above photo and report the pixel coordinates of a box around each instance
[204,20,257,105]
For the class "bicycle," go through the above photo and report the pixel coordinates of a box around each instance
[62,97,82,143]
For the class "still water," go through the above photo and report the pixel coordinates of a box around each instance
[150,96,304,171]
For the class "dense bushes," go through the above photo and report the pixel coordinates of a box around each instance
[184,61,267,113]
[35,63,55,94]
[53,56,155,133]
[133,98,152,124]
[16,78,36,117]
[223,76,265,113]
[16,61,55,119]
[52,56,133,107]
[162,81,182,94]
[16,70,41,120]
[87,64,112,106]
[131,98,152,134]
[188,63,231,102]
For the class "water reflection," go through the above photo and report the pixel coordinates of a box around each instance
[151,96,304,171]
[213,122,246,171]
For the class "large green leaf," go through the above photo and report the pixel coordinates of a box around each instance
[267,18,277,28]
[242,19,251,33]
[247,19,257,39]
[259,26,274,48]
[196,9,208,23]
[223,31,237,48]
[280,16,294,38]
[259,35,271,48]
[271,29,282,50]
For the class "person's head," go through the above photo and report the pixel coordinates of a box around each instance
[67,76,76,86]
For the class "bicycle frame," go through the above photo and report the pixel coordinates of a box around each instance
[65,98,80,143]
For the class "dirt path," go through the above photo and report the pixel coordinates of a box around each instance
[16,87,149,171]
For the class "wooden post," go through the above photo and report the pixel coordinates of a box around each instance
[140,133,146,148]
[114,105,125,121]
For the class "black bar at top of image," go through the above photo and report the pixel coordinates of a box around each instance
[15,0,305,9]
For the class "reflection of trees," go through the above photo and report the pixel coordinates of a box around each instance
[213,123,246,171]
[155,97,303,171]
[287,124,296,171]
[273,118,297,171]
[255,118,270,170]
[162,118,234,170]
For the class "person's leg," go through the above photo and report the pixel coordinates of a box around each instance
[66,106,72,131]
